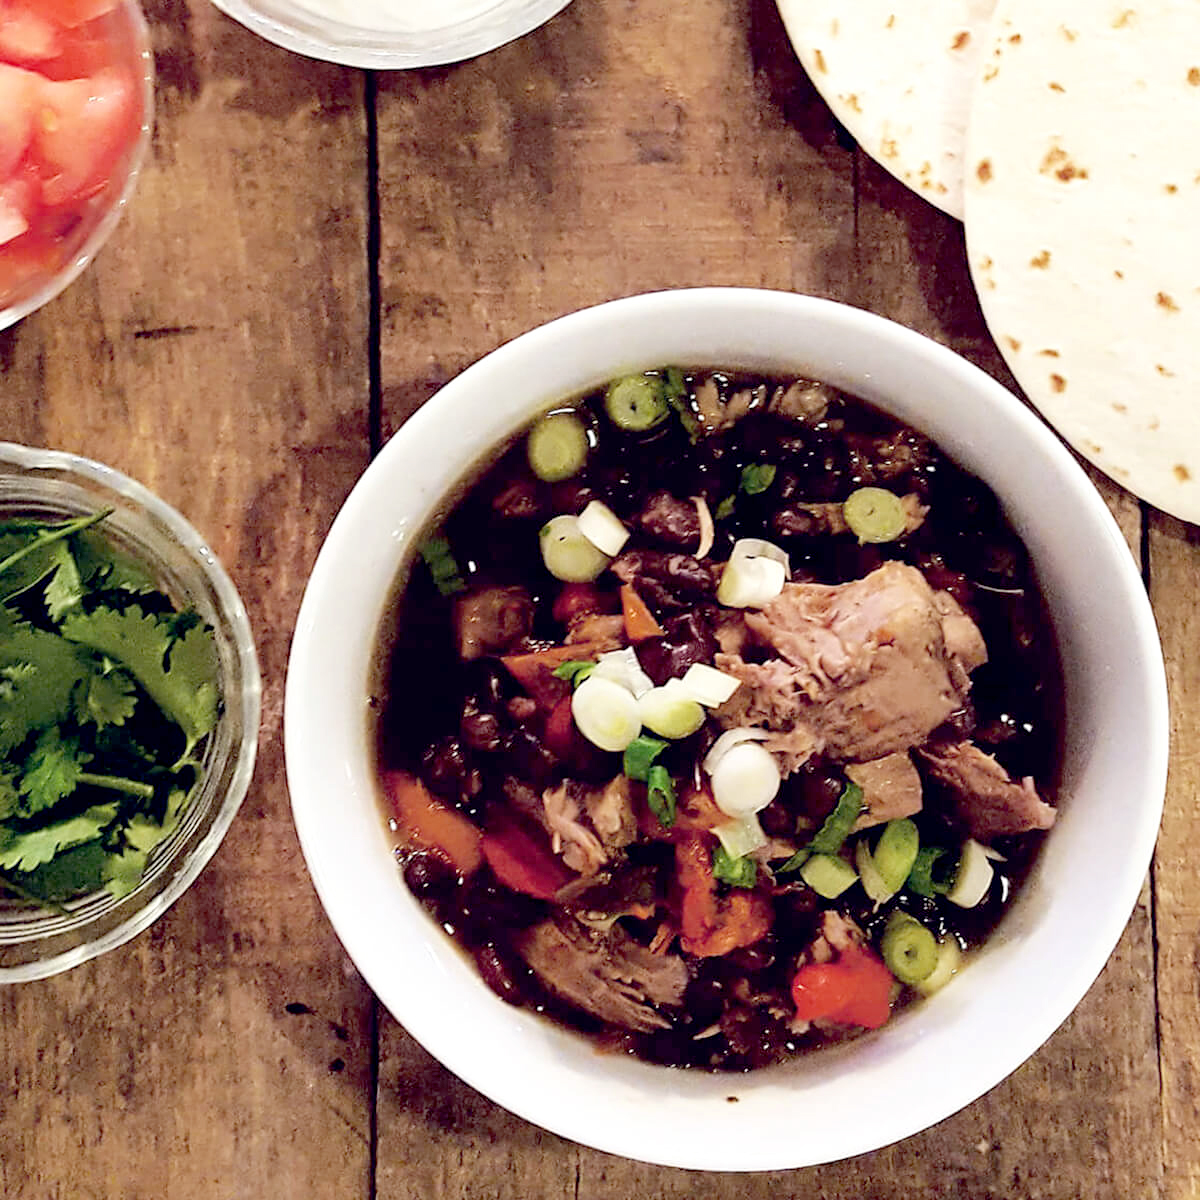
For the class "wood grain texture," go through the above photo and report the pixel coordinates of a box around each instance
[0,3,373,1196]
[1149,514,1200,1200]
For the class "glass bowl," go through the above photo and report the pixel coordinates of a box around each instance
[0,1,155,332]
[0,444,261,982]
[208,0,574,68]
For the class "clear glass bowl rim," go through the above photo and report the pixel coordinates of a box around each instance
[0,442,262,982]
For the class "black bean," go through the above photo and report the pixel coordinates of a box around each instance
[474,943,526,1006]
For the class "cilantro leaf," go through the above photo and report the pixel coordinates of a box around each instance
[0,769,18,820]
[10,841,108,902]
[17,727,90,815]
[0,803,117,871]
[61,606,219,755]
[0,609,92,754]
[646,765,677,828]
[76,667,138,730]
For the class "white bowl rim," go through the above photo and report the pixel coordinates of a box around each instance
[285,287,1168,1171]
[208,0,575,69]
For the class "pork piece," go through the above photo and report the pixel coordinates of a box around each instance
[769,379,832,424]
[517,915,688,1032]
[806,910,867,965]
[454,585,534,660]
[715,562,988,768]
[540,777,638,876]
[917,740,1056,840]
[565,612,627,646]
[692,376,766,435]
[637,490,701,551]
[847,751,923,830]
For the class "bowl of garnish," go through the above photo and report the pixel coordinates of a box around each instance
[0,444,260,981]
[285,288,1166,1169]
[0,0,154,331]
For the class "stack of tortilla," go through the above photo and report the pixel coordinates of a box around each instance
[777,0,1200,525]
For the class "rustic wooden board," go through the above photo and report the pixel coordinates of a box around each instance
[0,3,373,1196]
[1149,514,1200,1200]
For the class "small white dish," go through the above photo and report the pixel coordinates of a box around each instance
[285,288,1167,1170]
[209,0,574,68]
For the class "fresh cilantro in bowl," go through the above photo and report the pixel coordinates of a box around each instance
[0,508,221,907]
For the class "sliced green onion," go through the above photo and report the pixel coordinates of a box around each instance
[526,411,589,482]
[552,659,597,686]
[577,500,630,557]
[739,463,777,495]
[637,680,705,739]
[712,844,758,889]
[663,366,687,400]
[809,781,864,856]
[646,764,677,828]
[774,848,810,875]
[854,837,894,905]
[708,740,781,818]
[713,812,768,860]
[946,838,995,908]
[592,647,653,697]
[570,675,641,752]
[623,733,668,782]
[419,536,467,596]
[843,487,908,544]
[799,852,857,899]
[872,818,920,894]
[539,515,611,583]
[717,555,786,608]
[678,662,741,707]
[915,936,963,996]
[907,845,954,898]
[604,375,669,432]
[880,910,939,984]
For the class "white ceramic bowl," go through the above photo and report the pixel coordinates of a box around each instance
[285,288,1167,1171]
[209,0,573,68]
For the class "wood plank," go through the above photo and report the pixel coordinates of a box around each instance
[0,3,373,1196]
[1148,513,1200,1200]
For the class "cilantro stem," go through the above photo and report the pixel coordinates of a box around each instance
[76,772,156,801]
[0,508,113,581]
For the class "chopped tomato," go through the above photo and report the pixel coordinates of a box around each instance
[384,771,482,877]
[543,695,576,759]
[791,945,894,1030]
[38,0,119,29]
[481,818,573,901]
[551,582,614,627]
[33,68,138,206]
[0,172,36,245]
[619,584,664,642]
[0,64,39,177]
[675,833,772,957]
[0,8,61,63]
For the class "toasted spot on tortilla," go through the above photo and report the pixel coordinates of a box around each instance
[1149,418,1161,432]
[881,138,899,159]
[1175,465,1192,482]
[1039,144,1088,181]
[844,93,862,113]
[1009,32,1022,43]
[814,48,828,72]
[1156,364,1176,377]
[1030,250,1051,268]
[952,31,970,50]
[1112,402,1128,414]
[1112,9,1136,28]
[1005,336,1020,352]
[886,13,895,29]
[1049,81,1065,92]
[977,158,993,182]
[1165,184,1178,194]
[1050,374,1067,393]
[1038,348,1060,357]
[1059,25,1077,40]
[1114,270,1125,279]
[1189,67,1200,85]
[983,63,999,82]
[1156,292,1180,311]
[1084,441,1102,455]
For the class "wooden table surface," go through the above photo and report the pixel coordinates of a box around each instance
[2,0,1197,1196]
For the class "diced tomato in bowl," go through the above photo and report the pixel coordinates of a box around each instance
[0,0,150,330]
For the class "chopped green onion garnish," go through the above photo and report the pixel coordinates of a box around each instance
[872,818,920,894]
[808,781,863,856]
[713,495,736,521]
[552,659,598,686]
[907,845,954,898]
[712,844,757,889]
[739,463,777,495]
[623,733,668,782]
[646,764,677,828]
[419,536,467,596]
[663,366,687,400]
[527,411,589,482]
[604,375,670,432]
[843,487,908,544]
[798,852,857,899]
[880,910,939,984]
[774,848,810,875]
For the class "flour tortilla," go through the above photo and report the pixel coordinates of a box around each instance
[963,0,1200,523]
[776,0,996,218]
